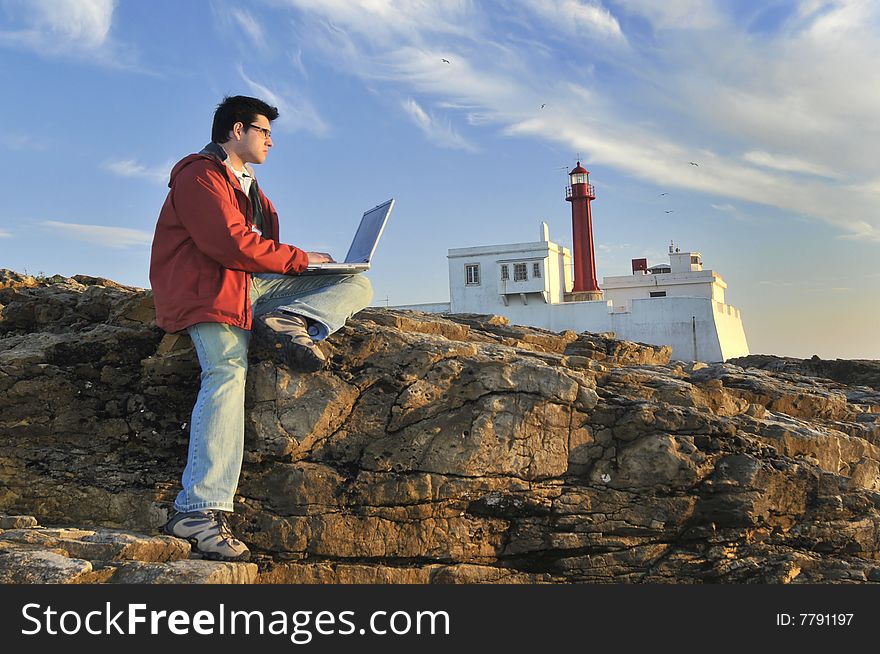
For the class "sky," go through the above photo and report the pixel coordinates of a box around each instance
[0,0,878,360]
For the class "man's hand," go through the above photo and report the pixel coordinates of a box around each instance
[307,251,335,264]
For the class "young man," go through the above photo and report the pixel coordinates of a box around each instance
[150,96,372,561]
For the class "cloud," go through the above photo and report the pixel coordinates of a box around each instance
[237,64,331,137]
[759,280,795,287]
[290,48,308,78]
[211,4,268,53]
[0,0,121,57]
[742,150,838,178]
[2,132,47,152]
[230,8,264,46]
[276,1,880,242]
[401,98,477,152]
[277,0,474,42]
[0,0,114,47]
[597,242,634,253]
[611,0,723,30]
[520,0,625,41]
[0,229,12,238]
[102,159,172,185]
[836,220,880,242]
[40,221,152,249]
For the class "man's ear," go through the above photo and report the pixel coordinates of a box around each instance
[231,121,245,141]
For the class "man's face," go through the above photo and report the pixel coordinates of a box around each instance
[238,114,273,165]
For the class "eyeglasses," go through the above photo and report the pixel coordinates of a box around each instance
[247,124,272,140]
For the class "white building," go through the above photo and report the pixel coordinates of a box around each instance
[396,223,750,363]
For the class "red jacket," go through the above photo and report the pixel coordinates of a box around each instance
[149,147,308,333]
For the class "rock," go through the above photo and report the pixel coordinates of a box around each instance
[109,560,258,584]
[0,514,38,529]
[257,560,554,584]
[0,526,190,562]
[732,354,880,392]
[2,269,880,584]
[0,544,93,584]
[564,331,671,366]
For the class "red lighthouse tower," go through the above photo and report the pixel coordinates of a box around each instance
[565,162,603,300]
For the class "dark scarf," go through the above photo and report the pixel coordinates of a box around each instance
[199,142,267,239]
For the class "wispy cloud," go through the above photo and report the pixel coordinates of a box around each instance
[290,48,308,78]
[597,242,634,253]
[520,0,626,41]
[278,0,474,41]
[230,8,264,47]
[102,158,172,185]
[0,0,140,68]
[211,4,268,53]
[836,219,880,241]
[0,229,12,238]
[758,279,852,294]
[2,132,48,152]
[237,64,331,136]
[0,0,114,48]
[275,1,880,241]
[401,98,477,152]
[40,221,152,249]
[759,280,796,287]
[611,0,723,30]
[743,150,838,178]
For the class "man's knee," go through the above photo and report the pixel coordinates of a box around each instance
[346,274,373,308]
[202,357,248,384]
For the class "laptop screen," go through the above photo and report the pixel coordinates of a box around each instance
[344,199,394,263]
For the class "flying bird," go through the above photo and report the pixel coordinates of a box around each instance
[659,192,668,196]
[688,161,699,166]
[664,210,674,214]
[540,103,546,109]
[441,58,451,64]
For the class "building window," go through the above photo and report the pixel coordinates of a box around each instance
[691,255,700,265]
[500,264,509,281]
[532,262,541,278]
[513,263,528,282]
[465,264,481,285]
[649,291,667,298]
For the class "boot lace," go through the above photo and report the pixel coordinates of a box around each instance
[214,511,238,542]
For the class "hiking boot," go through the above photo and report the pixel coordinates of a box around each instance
[253,310,326,372]
[163,510,251,562]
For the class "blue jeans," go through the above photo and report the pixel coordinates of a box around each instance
[174,273,373,513]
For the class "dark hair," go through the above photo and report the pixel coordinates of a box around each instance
[211,95,279,143]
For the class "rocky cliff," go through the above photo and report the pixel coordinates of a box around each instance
[730,354,880,392]
[1,270,879,583]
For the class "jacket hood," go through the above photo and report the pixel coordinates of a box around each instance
[167,142,256,188]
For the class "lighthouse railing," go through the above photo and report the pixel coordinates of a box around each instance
[565,184,596,200]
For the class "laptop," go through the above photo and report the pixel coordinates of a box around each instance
[302,198,395,275]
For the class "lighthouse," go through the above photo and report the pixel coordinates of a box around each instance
[565,162,603,301]
[393,159,751,362]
